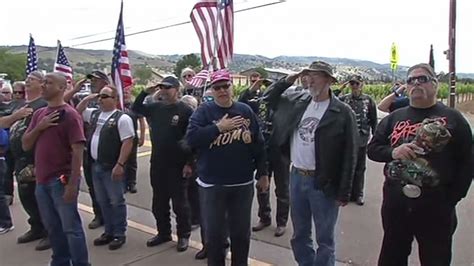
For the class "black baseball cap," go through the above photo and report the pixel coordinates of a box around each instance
[158,76,180,88]
[87,70,109,83]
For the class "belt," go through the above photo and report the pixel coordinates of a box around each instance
[293,166,316,177]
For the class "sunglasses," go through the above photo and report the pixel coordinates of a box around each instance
[212,84,231,91]
[98,94,114,99]
[182,74,194,78]
[13,91,25,94]
[349,81,360,86]
[202,96,214,102]
[1,91,11,94]
[159,85,173,90]
[407,75,432,85]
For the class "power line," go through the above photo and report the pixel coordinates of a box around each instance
[70,0,285,48]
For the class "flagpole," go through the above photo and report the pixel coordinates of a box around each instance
[54,40,60,72]
[448,0,456,108]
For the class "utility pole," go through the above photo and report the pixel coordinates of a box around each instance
[448,0,456,107]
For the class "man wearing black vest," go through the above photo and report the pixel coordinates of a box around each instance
[77,85,134,250]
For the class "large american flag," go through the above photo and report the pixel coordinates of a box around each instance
[190,0,234,70]
[54,40,73,81]
[111,1,133,110]
[26,34,38,75]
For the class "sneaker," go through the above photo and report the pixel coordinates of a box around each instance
[17,230,44,244]
[127,184,137,194]
[88,217,103,230]
[108,236,126,250]
[5,195,13,206]
[252,221,271,232]
[0,225,14,235]
[146,234,172,247]
[93,233,114,246]
[35,237,51,251]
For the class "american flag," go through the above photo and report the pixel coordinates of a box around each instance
[54,40,73,81]
[190,0,234,70]
[26,34,38,75]
[111,1,133,110]
[188,69,210,87]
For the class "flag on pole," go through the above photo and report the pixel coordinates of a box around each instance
[188,69,210,87]
[190,0,234,70]
[111,0,133,110]
[429,44,435,71]
[26,34,38,75]
[54,40,73,81]
[390,42,399,71]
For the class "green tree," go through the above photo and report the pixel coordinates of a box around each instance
[0,49,27,81]
[173,54,201,77]
[133,65,153,85]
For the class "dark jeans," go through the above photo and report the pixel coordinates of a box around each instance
[125,139,138,187]
[17,180,45,234]
[351,146,367,199]
[35,178,89,266]
[200,183,254,266]
[83,150,102,220]
[5,150,14,196]
[378,182,457,266]
[150,162,191,239]
[256,146,290,226]
[92,163,127,237]
[0,159,12,227]
[188,176,200,225]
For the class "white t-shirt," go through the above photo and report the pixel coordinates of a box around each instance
[83,108,135,160]
[290,99,330,170]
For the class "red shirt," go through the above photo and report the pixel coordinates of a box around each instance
[26,104,85,184]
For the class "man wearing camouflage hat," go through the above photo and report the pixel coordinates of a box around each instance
[263,61,358,266]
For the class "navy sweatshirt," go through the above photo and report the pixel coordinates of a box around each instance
[186,101,267,185]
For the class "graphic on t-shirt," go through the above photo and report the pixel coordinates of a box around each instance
[297,117,319,143]
[386,117,452,198]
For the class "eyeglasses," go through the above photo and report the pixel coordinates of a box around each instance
[98,94,114,99]
[407,75,432,85]
[349,81,360,86]
[212,84,231,91]
[13,91,25,95]
[1,91,11,94]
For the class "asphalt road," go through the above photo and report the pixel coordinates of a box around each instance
[80,115,474,265]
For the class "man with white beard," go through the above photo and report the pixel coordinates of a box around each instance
[263,61,358,266]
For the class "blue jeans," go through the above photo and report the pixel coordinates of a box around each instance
[92,163,127,237]
[200,183,254,266]
[35,178,89,266]
[290,168,340,266]
[0,159,12,228]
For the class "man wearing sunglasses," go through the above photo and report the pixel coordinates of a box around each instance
[339,75,377,206]
[368,63,472,266]
[133,76,193,252]
[77,85,135,250]
[187,69,269,265]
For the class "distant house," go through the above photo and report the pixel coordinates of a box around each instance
[240,67,301,86]
[145,69,175,87]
